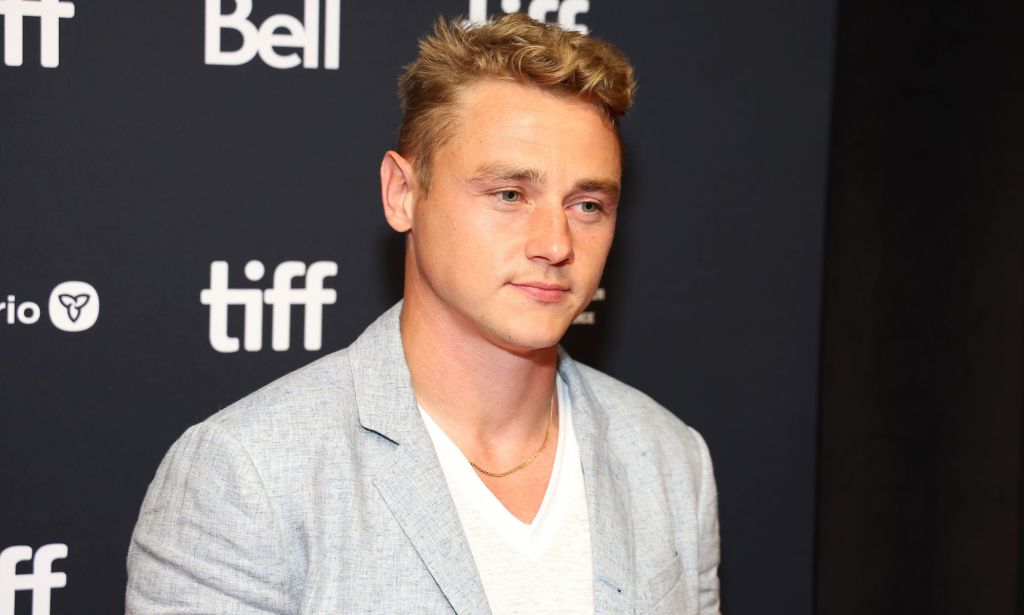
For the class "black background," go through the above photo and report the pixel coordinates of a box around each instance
[816,2,1024,613]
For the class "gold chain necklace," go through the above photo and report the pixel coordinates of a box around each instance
[469,394,555,478]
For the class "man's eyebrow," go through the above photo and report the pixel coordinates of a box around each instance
[577,178,621,202]
[468,164,620,201]
[468,163,546,185]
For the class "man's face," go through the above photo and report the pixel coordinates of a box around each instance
[403,79,621,352]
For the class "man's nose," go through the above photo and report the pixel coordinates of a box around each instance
[525,202,573,265]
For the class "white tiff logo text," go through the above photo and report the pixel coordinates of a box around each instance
[0,0,75,67]
[201,260,337,352]
[0,544,67,615]
[467,0,590,34]
[0,281,99,332]
[205,0,340,69]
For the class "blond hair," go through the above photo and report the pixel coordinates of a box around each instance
[397,13,636,192]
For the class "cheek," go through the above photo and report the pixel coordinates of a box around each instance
[470,210,529,256]
[575,229,615,287]
[417,205,513,285]
[574,224,615,260]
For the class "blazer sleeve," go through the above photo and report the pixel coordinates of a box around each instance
[126,421,296,614]
[690,426,721,614]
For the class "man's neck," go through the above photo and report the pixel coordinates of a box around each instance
[399,295,558,449]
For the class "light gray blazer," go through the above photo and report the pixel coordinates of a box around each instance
[126,303,720,614]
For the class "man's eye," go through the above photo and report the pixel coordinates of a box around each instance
[497,190,521,203]
[578,201,600,213]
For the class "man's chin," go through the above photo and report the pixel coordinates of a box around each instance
[487,321,571,355]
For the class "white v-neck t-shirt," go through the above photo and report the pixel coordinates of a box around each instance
[418,376,594,614]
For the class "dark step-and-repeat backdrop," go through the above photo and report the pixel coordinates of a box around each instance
[1,1,835,612]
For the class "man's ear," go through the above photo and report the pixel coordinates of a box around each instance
[380,150,417,233]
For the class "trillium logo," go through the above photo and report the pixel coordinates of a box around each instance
[47,281,99,332]
[57,293,90,322]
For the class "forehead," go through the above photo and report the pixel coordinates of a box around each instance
[435,79,622,181]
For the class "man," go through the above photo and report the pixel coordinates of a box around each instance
[127,13,720,614]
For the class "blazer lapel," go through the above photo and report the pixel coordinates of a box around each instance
[560,351,637,614]
[373,433,491,615]
[351,303,491,615]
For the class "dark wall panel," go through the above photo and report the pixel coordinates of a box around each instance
[816,2,1024,613]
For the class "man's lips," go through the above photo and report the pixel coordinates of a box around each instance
[509,281,570,302]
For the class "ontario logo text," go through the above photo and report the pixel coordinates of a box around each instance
[1,281,99,332]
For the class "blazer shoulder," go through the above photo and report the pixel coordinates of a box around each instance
[570,359,712,469]
[203,346,360,452]
[203,302,406,445]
